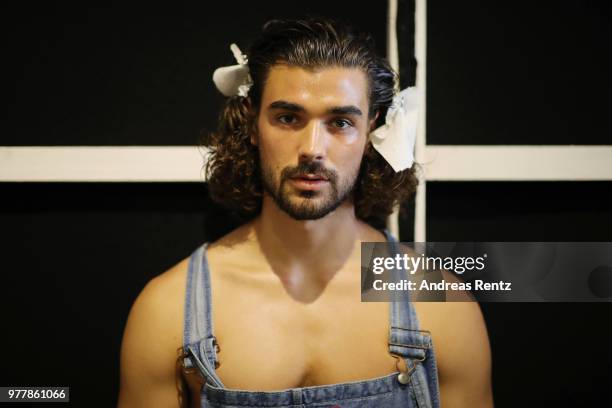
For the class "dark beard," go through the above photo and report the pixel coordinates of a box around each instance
[261,159,357,220]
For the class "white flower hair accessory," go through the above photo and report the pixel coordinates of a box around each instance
[369,87,419,172]
[212,43,253,97]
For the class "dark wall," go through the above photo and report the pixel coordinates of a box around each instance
[427,0,612,145]
[0,183,236,406]
[6,2,387,146]
[419,0,612,405]
[2,1,611,408]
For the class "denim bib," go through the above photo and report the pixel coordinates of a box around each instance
[183,230,440,407]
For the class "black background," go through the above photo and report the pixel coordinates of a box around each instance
[2,1,611,407]
[428,0,612,145]
[5,2,386,146]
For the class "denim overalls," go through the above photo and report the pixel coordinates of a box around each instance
[183,230,440,407]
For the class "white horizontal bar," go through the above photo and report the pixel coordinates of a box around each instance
[0,146,209,182]
[422,145,612,181]
[1,145,611,182]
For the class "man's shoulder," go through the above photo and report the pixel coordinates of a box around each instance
[415,299,492,406]
[207,221,256,252]
[119,257,191,400]
[146,257,190,304]
[205,222,267,274]
[416,301,488,347]
[128,257,190,338]
[357,221,387,242]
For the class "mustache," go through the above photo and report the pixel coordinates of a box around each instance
[280,161,337,183]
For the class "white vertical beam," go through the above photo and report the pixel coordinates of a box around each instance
[414,0,427,242]
[387,0,401,238]
[387,0,400,84]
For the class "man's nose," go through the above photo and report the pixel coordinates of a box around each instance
[297,120,327,163]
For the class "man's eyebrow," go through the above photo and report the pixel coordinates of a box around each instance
[269,101,363,117]
[328,106,363,116]
[268,101,305,112]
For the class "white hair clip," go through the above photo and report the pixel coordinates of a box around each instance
[369,87,419,172]
[212,43,253,97]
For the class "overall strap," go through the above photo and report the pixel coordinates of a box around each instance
[183,243,224,388]
[384,230,441,407]
[384,230,433,367]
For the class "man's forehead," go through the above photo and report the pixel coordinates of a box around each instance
[261,65,369,113]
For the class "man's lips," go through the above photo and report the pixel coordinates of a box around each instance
[289,174,329,189]
[291,173,328,181]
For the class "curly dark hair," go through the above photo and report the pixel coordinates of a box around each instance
[202,17,419,226]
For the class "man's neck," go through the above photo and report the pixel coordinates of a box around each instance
[252,195,365,299]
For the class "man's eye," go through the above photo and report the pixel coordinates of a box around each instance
[277,114,298,125]
[331,119,353,129]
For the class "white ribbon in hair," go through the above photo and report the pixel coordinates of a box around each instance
[369,87,419,172]
[212,44,253,97]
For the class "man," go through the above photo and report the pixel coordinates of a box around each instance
[118,18,493,407]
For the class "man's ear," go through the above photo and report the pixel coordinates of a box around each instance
[363,111,380,153]
[250,122,258,146]
[246,97,258,146]
[368,110,380,132]
[365,110,380,147]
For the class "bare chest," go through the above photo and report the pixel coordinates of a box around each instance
[208,261,398,391]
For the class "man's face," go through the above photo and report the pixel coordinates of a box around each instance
[255,65,372,220]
